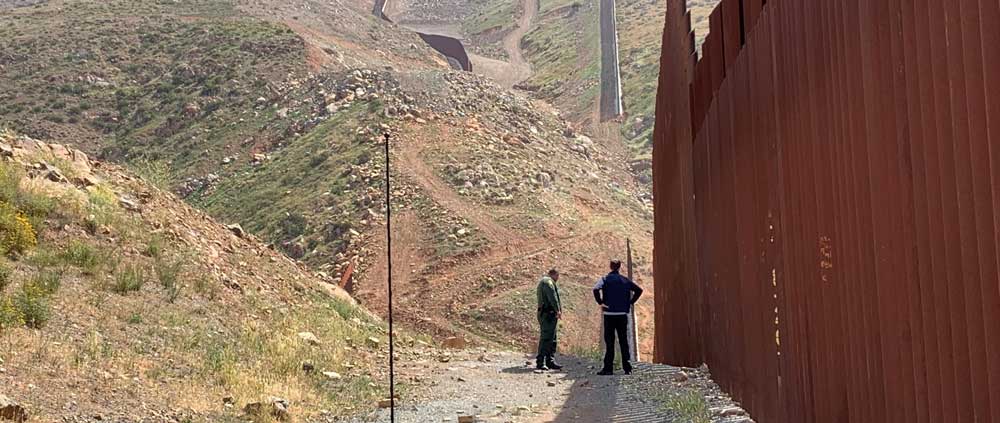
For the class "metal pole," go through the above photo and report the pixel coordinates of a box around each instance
[384,132,395,422]
[627,238,639,362]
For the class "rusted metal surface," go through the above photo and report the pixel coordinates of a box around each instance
[598,0,624,120]
[651,0,1000,421]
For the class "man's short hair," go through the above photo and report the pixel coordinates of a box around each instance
[548,269,559,276]
[610,260,622,270]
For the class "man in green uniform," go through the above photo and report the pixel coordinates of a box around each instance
[536,269,563,370]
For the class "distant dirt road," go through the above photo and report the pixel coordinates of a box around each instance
[502,0,537,86]
[385,0,535,86]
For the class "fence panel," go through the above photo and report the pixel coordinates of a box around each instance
[652,0,1000,421]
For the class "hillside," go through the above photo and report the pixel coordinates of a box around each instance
[0,130,397,421]
[0,0,657,358]
[617,0,716,154]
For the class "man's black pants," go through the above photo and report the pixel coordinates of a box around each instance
[602,314,632,372]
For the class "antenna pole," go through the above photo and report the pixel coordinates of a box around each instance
[384,132,395,422]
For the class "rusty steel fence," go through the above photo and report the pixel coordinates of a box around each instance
[651,0,1000,422]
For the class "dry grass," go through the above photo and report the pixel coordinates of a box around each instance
[0,142,391,420]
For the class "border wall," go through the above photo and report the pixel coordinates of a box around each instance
[652,0,1000,421]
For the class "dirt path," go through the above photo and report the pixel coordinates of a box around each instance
[397,134,515,242]
[345,350,751,422]
[501,0,537,87]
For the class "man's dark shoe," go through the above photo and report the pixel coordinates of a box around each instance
[536,363,550,371]
[623,368,633,375]
[545,358,563,370]
[597,369,614,376]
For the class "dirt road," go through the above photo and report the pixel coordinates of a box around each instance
[501,0,537,86]
[473,0,536,88]
[345,350,751,422]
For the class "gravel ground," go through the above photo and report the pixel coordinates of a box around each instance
[337,349,754,423]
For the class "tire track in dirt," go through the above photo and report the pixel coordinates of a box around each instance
[397,134,516,243]
[502,0,537,86]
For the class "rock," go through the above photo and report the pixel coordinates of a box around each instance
[222,396,236,408]
[366,336,381,346]
[536,172,552,187]
[226,224,247,239]
[715,407,746,417]
[377,399,393,408]
[547,381,556,387]
[0,395,26,422]
[119,196,141,212]
[322,371,342,380]
[71,174,99,187]
[297,331,321,346]
[441,336,466,349]
[672,371,689,382]
[302,361,315,373]
[457,416,475,423]
[183,102,201,118]
[244,397,289,421]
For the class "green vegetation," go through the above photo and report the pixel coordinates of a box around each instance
[616,0,717,156]
[0,261,11,292]
[193,103,385,266]
[522,0,602,119]
[657,388,711,423]
[154,257,183,303]
[462,0,519,36]
[15,277,53,329]
[59,240,106,275]
[110,263,146,295]
[0,0,305,185]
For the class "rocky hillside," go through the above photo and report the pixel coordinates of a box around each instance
[0,0,659,390]
[617,0,717,154]
[0,130,409,421]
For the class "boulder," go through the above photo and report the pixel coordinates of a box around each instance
[297,332,321,346]
[244,397,289,421]
[119,196,141,212]
[441,336,466,349]
[226,224,247,239]
[0,395,26,422]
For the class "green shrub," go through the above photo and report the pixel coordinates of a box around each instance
[0,261,11,292]
[659,389,710,423]
[144,235,165,258]
[112,263,145,295]
[0,295,23,332]
[155,258,183,302]
[30,270,62,296]
[15,281,50,329]
[0,202,37,257]
[0,164,20,203]
[59,241,104,274]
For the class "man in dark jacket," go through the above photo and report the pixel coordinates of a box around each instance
[536,269,563,370]
[593,260,643,375]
